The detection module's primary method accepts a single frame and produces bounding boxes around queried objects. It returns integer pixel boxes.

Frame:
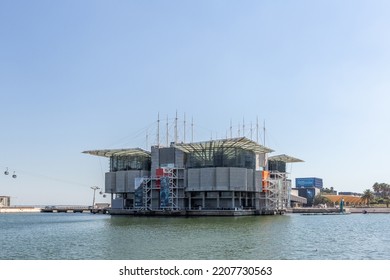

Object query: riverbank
[348,207,390,214]
[292,207,344,214]
[292,207,390,214]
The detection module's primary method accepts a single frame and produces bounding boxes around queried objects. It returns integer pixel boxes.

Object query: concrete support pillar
[202,192,205,208]
[255,192,261,210]
[217,192,220,208]
[188,192,192,210]
[232,191,235,208]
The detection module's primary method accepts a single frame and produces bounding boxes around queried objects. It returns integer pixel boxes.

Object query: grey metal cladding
[105,172,116,193]
[187,168,200,191]
[115,171,127,192]
[230,167,247,191]
[200,168,216,190]
[216,167,230,190]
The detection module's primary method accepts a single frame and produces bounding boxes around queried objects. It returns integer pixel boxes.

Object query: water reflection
[1,213,389,259]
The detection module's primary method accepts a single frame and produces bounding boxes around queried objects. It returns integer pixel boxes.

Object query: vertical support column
[232,191,235,209]
[188,192,192,210]
[255,192,261,210]
[202,192,205,208]
[217,192,220,209]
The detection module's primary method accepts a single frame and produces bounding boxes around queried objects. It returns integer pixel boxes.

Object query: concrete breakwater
[0,207,41,213]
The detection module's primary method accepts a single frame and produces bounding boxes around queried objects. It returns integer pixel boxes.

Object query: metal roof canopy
[268,154,304,163]
[174,137,274,154]
[290,194,307,204]
[83,148,151,158]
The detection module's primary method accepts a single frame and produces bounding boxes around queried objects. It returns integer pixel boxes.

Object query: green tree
[371,183,390,207]
[313,194,332,206]
[362,189,374,206]
[321,187,335,194]
[372,182,380,193]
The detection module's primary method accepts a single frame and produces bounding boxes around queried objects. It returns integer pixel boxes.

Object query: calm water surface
[0,213,389,260]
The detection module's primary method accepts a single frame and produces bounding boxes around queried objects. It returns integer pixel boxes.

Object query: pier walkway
[40,206,108,214]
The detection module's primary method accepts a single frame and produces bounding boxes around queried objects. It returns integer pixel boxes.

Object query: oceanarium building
[84,137,303,216]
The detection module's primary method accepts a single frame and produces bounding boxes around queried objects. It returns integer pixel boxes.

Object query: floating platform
[292,207,346,214]
[108,208,285,216]
[40,206,108,214]
[301,212,350,216]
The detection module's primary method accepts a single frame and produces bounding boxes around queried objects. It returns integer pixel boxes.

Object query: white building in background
[0,196,11,207]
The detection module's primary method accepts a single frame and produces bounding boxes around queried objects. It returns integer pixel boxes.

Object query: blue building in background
[295,177,323,189]
[296,188,321,206]
[294,177,323,206]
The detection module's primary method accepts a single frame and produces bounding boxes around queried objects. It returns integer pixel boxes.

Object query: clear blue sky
[1,0,389,205]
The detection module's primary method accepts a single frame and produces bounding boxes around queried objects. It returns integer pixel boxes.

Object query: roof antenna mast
[146,129,149,150]
[191,117,194,143]
[174,110,178,144]
[157,112,160,147]
[183,113,186,143]
[243,117,245,138]
[263,119,266,146]
[230,119,232,139]
[250,121,253,140]
[166,115,169,147]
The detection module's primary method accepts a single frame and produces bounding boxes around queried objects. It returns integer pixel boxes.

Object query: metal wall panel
[105,172,116,193]
[115,171,127,192]
[125,171,140,192]
[247,169,254,191]
[187,169,200,191]
[175,149,185,169]
[200,168,216,190]
[151,146,160,175]
[254,170,262,192]
[216,167,230,191]
[257,153,266,168]
[229,167,247,191]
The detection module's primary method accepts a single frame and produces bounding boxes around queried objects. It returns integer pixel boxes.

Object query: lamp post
[91,186,100,208]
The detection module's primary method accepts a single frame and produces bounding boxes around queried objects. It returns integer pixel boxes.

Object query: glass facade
[186,147,256,169]
[268,160,286,172]
[110,155,151,172]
